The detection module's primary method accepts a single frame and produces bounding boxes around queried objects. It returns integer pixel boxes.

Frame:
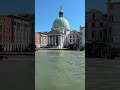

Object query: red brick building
[35,32,41,48]
[0,16,12,51]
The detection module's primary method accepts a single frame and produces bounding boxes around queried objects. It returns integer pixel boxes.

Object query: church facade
[47,8,71,49]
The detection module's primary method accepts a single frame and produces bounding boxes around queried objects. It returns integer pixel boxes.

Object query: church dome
[52,17,70,30]
[52,7,70,30]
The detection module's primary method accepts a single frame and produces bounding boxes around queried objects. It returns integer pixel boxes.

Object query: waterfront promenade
[0,52,35,55]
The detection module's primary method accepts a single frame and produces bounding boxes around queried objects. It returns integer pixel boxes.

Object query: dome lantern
[59,6,63,17]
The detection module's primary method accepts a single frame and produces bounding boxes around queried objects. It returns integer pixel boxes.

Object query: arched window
[92,14,95,18]
[92,32,94,38]
[100,32,102,38]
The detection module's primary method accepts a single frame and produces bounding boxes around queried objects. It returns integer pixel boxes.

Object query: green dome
[52,17,70,30]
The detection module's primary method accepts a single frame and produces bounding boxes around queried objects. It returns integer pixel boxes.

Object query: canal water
[35,50,85,90]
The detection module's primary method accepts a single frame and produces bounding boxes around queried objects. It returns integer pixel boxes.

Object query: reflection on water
[35,50,85,90]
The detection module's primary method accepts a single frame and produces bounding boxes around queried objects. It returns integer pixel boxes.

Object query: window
[109,27,112,33]
[4,19,5,21]
[85,32,88,39]
[109,5,113,9]
[73,35,75,38]
[111,16,113,22]
[80,37,82,40]
[9,28,11,32]
[77,35,78,38]
[4,27,5,32]
[0,25,2,31]
[100,32,102,38]
[100,22,104,27]
[108,16,113,22]
[0,35,2,41]
[6,36,8,41]
[92,32,94,38]
[70,36,72,38]
[80,32,82,35]
[73,39,75,42]
[92,23,95,27]
[92,14,95,18]
[70,39,71,42]
[85,23,87,28]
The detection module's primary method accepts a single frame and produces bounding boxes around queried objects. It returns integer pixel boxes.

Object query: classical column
[58,35,60,48]
[52,36,53,45]
[55,35,56,45]
[62,36,63,44]
[62,36,64,47]
[47,36,49,45]
[48,36,50,45]
[61,35,62,45]
[58,35,60,45]
[49,36,50,45]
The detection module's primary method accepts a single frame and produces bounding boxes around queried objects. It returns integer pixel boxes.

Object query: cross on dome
[59,6,63,17]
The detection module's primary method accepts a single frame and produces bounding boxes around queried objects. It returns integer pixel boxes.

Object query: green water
[35,50,85,90]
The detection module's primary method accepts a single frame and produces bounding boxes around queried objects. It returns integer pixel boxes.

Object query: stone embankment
[0,52,35,55]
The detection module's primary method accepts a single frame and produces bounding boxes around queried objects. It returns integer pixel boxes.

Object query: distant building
[107,0,120,50]
[0,16,12,51]
[40,32,48,48]
[17,14,35,46]
[0,14,34,52]
[79,26,85,50]
[35,32,41,48]
[69,30,79,44]
[86,9,107,56]
[35,32,48,48]
[10,15,32,52]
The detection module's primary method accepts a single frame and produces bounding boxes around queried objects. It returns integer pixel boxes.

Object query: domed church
[48,7,71,49]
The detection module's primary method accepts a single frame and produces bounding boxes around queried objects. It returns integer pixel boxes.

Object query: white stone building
[79,27,85,50]
[40,32,48,47]
[10,15,32,51]
[69,30,79,44]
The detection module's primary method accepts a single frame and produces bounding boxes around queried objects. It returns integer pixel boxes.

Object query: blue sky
[35,0,85,32]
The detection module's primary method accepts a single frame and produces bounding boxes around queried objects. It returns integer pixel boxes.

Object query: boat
[0,53,8,60]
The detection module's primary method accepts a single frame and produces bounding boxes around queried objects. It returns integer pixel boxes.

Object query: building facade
[69,30,79,44]
[107,0,120,50]
[40,32,48,48]
[35,32,41,48]
[86,10,107,57]
[0,16,12,51]
[79,26,85,50]
[0,15,34,52]
[10,15,31,52]
[48,8,71,49]
[86,0,120,57]
[18,14,35,46]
